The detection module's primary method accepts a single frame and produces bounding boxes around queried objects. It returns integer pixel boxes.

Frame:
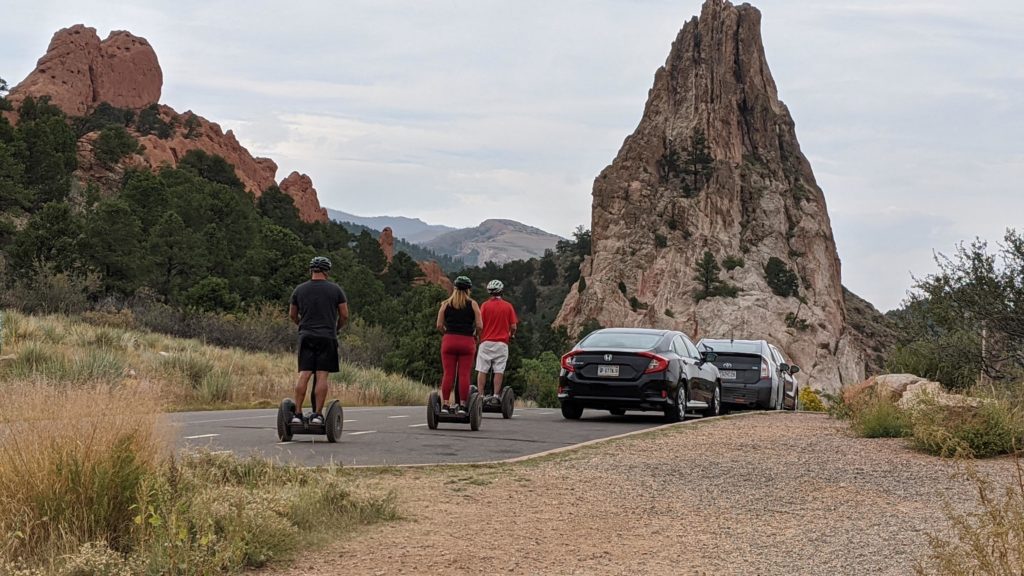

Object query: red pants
[441,334,476,405]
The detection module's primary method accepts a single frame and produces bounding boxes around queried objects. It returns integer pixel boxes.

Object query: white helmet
[486,279,504,294]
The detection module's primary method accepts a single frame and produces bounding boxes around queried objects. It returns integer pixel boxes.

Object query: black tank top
[444,302,476,336]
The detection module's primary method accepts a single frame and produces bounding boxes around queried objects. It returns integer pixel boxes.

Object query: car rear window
[581,332,662,350]
[701,340,761,354]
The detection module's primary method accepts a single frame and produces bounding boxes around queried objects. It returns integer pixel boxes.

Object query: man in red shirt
[476,279,518,403]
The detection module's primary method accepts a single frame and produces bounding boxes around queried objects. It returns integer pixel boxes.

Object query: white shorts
[475,341,509,374]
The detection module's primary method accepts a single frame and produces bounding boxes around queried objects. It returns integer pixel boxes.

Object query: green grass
[0,310,432,410]
[851,394,912,438]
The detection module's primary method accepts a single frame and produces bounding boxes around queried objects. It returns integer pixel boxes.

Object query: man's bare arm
[289,304,299,325]
[337,303,349,330]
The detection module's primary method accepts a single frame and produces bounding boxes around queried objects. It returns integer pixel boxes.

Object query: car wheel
[703,383,721,418]
[561,402,584,420]
[664,383,685,423]
[608,408,626,416]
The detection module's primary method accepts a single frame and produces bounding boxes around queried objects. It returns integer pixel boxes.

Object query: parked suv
[559,328,721,422]
[696,339,799,410]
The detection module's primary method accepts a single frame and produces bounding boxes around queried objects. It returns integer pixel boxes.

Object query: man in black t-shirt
[288,256,349,424]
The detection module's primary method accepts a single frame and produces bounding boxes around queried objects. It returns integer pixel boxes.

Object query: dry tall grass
[0,310,432,411]
[0,383,165,568]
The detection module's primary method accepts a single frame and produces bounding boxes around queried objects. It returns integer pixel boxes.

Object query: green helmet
[453,276,472,290]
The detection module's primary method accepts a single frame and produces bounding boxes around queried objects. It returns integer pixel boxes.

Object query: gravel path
[264,412,1018,575]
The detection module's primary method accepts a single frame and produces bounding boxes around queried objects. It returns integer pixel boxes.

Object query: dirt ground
[263,412,1018,576]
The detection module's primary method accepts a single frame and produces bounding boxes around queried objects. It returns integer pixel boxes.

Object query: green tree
[538,252,558,285]
[764,256,799,298]
[147,211,202,297]
[258,185,302,231]
[80,198,145,294]
[354,230,387,274]
[0,141,30,211]
[381,251,423,296]
[15,97,77,207]
[683,127,714,193]
[518,277,538,314]
[178,149,243,188]
[694,250,739,301]
[10,202,81,273]
[94,125,140,166]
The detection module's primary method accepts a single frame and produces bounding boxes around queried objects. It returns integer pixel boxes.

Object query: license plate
[720,370,737,380]
[597,365,619,377]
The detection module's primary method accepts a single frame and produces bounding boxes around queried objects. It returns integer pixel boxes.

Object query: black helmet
[309,256,332,272]
[453,275,472,290]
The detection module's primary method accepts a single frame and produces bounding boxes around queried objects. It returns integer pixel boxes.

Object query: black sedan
[558,328,721,422]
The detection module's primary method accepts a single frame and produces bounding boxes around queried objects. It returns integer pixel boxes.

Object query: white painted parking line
[184,433,220,439]
[343,419,357,423]
[408,423,428,428]
[387,415,410,419]
[538,412,552,415]
[348,430,376,436]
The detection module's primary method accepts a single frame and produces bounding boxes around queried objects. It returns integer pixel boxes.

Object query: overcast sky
[2,0,1021,311]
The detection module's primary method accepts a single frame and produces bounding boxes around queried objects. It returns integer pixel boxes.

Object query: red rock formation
[8,24,330,224]
[417,261,453,293]
[8,25,160,116]
[378,227,395,263]
[278,172,328,223]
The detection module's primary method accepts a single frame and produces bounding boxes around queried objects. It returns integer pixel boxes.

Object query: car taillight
[760,360,769,379]
[561,351,580,372]
[639,352,669,374]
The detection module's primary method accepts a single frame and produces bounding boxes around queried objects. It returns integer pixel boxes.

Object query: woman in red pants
[435,276,482,413]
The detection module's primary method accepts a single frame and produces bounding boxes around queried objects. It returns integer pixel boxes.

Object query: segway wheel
[277,399,295,442]
[427,391,440,430]
[501,387,515,419]
[469,393,483,431]
[325,400,343,443]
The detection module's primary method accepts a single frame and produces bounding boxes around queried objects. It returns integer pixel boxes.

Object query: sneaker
[488,395,502,407]
[290,413,302,424]
[456,404,468,415]
[310,413,324,425]
[442,404,452,414]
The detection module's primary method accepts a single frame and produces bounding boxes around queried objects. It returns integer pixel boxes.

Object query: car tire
[664,383,685,423]
[561,402,584,420]
[703,383,721,418]
[608,408,626,416]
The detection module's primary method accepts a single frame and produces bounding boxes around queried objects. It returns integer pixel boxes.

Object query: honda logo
[604,354,613,362]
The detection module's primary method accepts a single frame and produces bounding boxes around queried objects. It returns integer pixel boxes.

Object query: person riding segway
[475,279,517,419]
[426,276,484,430]
[277,256,348,442]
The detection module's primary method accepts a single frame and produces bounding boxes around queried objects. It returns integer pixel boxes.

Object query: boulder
[378,227,395,264]
[278,172,329,223]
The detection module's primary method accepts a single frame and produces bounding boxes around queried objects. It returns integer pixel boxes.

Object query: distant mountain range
[327,210,563,266]
[326,210,456,244]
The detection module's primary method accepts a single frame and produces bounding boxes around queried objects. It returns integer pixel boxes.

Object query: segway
[427,383,483,431]
[277,373,343,442]
[479,384,515,419]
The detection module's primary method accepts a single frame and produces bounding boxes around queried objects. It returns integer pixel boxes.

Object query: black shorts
[297,335,340,372]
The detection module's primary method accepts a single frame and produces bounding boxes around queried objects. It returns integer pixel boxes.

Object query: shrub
[910,397,1023,458]
[665,308,675,319]
[617,281,627,296]
[915,457,1024,575]
[722,255,745,271]
[518,351,560,407]
[850,393,912,438]
[785,312,810,331]
[94,125,140,166]
[159,350,215,389]
[799,387,826,412]
[764,257,800,297]
[654,233,667,248]
[1,262,100,315]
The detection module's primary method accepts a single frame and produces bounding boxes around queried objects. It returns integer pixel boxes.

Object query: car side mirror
[702,351,717,363]
[789,365,800,375]
[779,362,790,373]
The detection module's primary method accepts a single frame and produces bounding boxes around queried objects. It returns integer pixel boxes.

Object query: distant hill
[424,219,564,266]
[328,217,462,273]
[326,209,456,244]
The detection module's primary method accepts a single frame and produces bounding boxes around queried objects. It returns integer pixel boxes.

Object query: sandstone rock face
[417,261,454,293]
[8,25,331,224]
[278,172,329,224]
[843,374,980,411]
[378,227,395,264]
[8,25,160,116]
[555,0,865,391]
